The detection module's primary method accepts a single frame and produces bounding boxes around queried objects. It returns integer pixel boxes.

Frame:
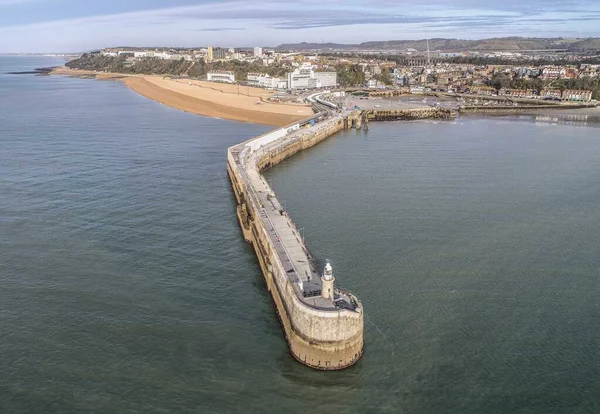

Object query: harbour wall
[227,112,365,370]
[226,105,462,369]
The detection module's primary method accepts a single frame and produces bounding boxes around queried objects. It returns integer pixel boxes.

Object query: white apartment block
[262,58,275,66]
[287,63,313,89]
[207,71,236,83]
[287,63,337,89]
[132,51,190,60]
[254,47,263,58]
[314,72,337,88]
[541,66,566,80]
[133,51,170,59]
[247,73,281,89]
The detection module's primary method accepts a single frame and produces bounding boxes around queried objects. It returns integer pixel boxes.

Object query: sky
[0,0,599,53]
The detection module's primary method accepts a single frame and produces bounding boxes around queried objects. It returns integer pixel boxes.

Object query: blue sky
[0,0,599,52]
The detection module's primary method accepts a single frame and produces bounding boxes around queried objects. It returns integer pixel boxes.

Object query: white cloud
[0,0,598,52]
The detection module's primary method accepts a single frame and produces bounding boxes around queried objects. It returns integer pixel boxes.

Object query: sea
[2,56,600,413]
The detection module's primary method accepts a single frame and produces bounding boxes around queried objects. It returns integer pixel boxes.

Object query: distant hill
[275,37,600,52]
[567,38,600,52]
[276,42,353,50]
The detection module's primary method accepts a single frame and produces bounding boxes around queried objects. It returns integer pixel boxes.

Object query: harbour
[4,56,600,412]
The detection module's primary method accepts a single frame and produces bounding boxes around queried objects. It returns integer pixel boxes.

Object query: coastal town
[85,44,600,104]
[5,0,600,406]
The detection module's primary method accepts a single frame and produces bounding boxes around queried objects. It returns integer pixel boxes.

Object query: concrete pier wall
[227,113,364,370]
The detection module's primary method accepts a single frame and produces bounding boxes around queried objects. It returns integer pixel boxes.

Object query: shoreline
[50,67,312,126]
[50,67,599,126]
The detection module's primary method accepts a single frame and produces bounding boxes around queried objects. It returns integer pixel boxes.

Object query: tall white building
[287,63,314,89]
[315,72,337,88]
[253,47,263,58]
[287,63,337,89]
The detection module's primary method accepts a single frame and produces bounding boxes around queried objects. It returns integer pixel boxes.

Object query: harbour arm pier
[227,96,365,370]
[227,95,455,370]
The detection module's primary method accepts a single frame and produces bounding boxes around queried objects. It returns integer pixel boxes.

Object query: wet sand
[51,67,312,126]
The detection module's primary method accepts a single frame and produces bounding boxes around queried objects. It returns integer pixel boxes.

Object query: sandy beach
[51,67,313,126]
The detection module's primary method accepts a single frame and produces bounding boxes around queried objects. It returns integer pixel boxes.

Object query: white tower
[321,261,335,301]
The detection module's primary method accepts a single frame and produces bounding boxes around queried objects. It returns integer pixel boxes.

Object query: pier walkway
[232,112,357,311]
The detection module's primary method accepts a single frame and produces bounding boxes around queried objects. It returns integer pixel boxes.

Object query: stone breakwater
[367,107,456,122]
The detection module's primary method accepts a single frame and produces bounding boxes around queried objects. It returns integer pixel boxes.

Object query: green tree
[488,72,512,90]
[378,68,394,85]
[336,64,366,87]
[66,54,206,77]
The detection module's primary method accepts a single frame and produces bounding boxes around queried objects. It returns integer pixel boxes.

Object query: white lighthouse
[321,261,335,301]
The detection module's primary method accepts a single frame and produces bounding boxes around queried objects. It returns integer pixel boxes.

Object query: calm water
[2,57,600,413]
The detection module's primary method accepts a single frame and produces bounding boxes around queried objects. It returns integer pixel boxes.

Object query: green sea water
[2,57,600,413]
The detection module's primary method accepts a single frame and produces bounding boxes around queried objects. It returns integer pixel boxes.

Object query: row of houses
[101,50,197,61]
[101,46,276,65]
[470,86,593,102]
[561,89,594,102]
[501,88,593,102]
[540,66,582,80]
